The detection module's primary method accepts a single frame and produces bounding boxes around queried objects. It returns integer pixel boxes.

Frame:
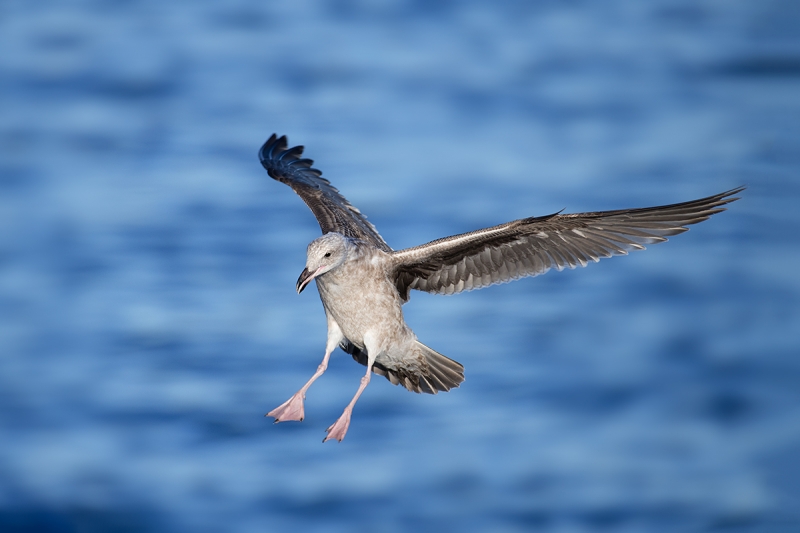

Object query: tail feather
[415,341,464,394]
[341,339,465,394]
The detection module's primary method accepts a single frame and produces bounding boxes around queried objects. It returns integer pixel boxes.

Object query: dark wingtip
[258,133,285,167]
[258,133,323,182]
[723,185,746,201]
[707,186,746,212]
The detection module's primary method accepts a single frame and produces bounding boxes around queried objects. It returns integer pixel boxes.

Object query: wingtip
[259,133,296,164]
[258,133,281,165]
[726,185,746,201]
[713,186,746,209]
[259,132,312,165]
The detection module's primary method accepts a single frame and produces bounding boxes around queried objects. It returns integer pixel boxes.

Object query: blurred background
[1,1,799,532]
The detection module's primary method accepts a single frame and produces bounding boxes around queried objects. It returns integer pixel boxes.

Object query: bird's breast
[315,256,408,349]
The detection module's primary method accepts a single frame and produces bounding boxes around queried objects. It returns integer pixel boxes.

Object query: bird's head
[296,232,351,294]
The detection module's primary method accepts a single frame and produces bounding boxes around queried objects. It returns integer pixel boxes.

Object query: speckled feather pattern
[391,189,743,299]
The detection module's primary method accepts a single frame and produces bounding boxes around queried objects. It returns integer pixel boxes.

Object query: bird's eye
[324,252,331,258]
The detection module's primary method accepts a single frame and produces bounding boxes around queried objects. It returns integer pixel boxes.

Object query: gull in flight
[259,134,743,442]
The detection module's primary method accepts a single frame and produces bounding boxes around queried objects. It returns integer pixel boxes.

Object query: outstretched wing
[391,187,744,300]
[259,134,392,252]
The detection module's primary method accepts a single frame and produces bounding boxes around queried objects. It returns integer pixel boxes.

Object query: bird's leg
[323,364,372,442]
[266,347,333,422]
[267,314,343,423]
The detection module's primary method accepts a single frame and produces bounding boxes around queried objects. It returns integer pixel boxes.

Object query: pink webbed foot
[323,409,353,442]
[266,392,306,423]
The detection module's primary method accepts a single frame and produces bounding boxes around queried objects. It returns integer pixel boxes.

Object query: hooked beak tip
[296,267,313,294]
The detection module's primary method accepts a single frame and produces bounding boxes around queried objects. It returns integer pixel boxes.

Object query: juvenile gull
[259,134,743,442]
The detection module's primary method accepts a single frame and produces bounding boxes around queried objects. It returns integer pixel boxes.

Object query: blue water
[2,1,799,532]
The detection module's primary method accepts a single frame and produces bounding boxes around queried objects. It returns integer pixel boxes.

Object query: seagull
[259,134,743,442]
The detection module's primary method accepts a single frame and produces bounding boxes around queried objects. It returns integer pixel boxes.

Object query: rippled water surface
[2,1,799,532]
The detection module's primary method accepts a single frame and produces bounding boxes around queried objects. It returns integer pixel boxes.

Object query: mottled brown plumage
[259,133,743,442]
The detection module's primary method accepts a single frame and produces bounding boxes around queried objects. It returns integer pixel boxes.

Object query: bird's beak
[296,266,322,294]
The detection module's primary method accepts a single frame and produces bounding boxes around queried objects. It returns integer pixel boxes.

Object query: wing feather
[259,134,391,252]
[391,188,743,300]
